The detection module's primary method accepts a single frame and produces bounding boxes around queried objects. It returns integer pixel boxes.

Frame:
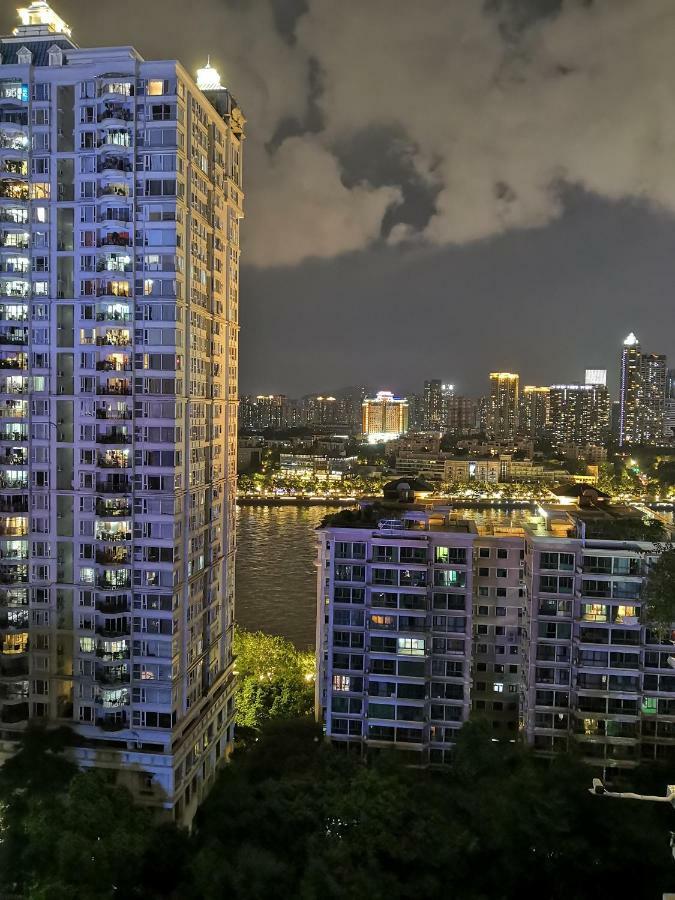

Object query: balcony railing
[95,501,131,517]
[95,479,132,493]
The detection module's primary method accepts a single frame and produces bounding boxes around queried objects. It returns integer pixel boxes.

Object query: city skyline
[1,2,674,397]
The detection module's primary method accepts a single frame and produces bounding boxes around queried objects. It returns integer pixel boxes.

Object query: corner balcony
[96,329,131,348]
[0,400,27,420]
[0,160,27,178]
[0,327,27,346]
[96,257,132,274]
[0,182,29,202]
[95,666,130,686]
[95,595,131,615]
[0,281,28,299]
[0,472,28,490]
[95,713,128,732]
[96,428,131,445]
[98,104,133,125]
[0,209,28,227]
[95,302,132,323]
[0,233,29,250]
[95,639,130,661]
[95,618,131,636]
[0,701,28,724]
[0,518,28,538]
[98,156,133,175]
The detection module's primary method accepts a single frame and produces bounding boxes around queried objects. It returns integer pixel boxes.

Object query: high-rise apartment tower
[0,3,244,823]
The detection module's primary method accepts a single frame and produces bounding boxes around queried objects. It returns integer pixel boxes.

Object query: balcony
[0,184,28,202]
[0,701,28,723]
[95,307,132,323]
[96,381,132,396]
[96,597,131,614]
[0,568,28,584]
[0,497,27,513]
[95,646,129,661]
[0,329,27,345]
[95,668,130,686]
[96,480,131,495]
[97,430,132,444]
[95,548,130,565]
[98,157,132,174]
[96,622,131,637]
[95,715,128,731]
[96,500,131,517]
[95,405,132,420]
[96,576,131,593]
[97,452,130,469]
[98,105,133,124]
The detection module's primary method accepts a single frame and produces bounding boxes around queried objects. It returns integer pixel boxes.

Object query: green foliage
[233,628,315,729]
[644,544,675,635]
[183,718,674,900]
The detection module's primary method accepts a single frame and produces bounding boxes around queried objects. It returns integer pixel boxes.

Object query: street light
[589,779,675,863]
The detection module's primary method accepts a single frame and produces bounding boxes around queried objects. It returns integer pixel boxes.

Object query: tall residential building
[619,334,667,446]
[0,3,244,822]
[446,395,479,435]
[317,499,675,770]
[640,354,667,445]
[619,333,642,447]
[520,386,549,441]
[520,506,675,769]
[239,394,287,431]
[423,379,443,431]
[487,372,519,440]
[665,369,675,441]
[548,384,610,447]
[362,391,408,441]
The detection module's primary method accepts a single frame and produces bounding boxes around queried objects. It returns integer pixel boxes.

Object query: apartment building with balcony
[0,3,243,822]
[316,508,475,764]
[521,503,675,772]
[317,498,675,770]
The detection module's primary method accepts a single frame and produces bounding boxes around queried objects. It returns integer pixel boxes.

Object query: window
[496,606,506,617]
[478,567,489,577]
[497,548,508,559]
[397,637,425,656]
[494,682,504,693]
[496,568,507,578]
[479,547,490,558]
[147,80,166,96]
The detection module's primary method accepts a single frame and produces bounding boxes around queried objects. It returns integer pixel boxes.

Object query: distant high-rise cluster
[487,373,520,440]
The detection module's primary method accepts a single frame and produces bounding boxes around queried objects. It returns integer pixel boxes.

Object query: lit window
[397,637,425,656]
[332,675,351,692]
[30,183,50,200]
[494,682,504,693]
[147,80,165,96]
[79,637,95,653]
[641,697,657,715]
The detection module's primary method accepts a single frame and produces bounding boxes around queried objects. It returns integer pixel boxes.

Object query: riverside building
[0,3,244,822]
[316,496,675,771]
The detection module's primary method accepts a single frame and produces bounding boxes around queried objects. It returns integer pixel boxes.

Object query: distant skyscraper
[585,369,607,387]
[619,333,642,447]
[520,386,550,441]
[0,2,244,822]
[423,379,443,430]
[446,395,478,435]
[665,370,675,441]
[619,334,667,446]
[239,395,287,431]
[362,391,408,441]
[640,354,667,444]
[407,393,425,431]
[487,373,519,440]
[548,384,610,447]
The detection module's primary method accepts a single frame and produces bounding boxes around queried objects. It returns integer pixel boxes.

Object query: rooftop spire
[623,332,639,347]
[14,2,71,37]
[196,58,224,92]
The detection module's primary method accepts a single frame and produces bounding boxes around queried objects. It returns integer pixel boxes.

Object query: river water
[235,504,329,650]
[234,502,544,650]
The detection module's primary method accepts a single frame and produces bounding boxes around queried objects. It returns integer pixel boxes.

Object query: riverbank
[237,495,356,507]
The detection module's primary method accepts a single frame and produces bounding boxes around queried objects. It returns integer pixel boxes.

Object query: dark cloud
[2,1,673,396]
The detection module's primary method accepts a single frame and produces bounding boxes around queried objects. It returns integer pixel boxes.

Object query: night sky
[3,0,675,398]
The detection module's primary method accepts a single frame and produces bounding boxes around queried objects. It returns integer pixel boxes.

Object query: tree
[233,628,315,729]
[643,544,675,637]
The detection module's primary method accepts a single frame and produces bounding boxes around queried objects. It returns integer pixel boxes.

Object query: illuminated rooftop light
[490,372,519,380]
[15,2,71,36]
[623,332,639,347]
[196,57,224,92]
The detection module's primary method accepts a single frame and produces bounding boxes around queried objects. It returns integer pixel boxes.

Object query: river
[234,502,543,649]
[235,504,330,649]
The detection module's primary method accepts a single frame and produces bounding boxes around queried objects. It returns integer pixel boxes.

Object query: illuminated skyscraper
[619,334,667,446]
[362,391,408,441]
[423,379,443,431]
[487,373,519,440]
[520,386,549,440]
[0,3,244,822]
[548,384,610,447]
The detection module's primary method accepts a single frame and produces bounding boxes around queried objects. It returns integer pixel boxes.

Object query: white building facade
[0,3,243,822]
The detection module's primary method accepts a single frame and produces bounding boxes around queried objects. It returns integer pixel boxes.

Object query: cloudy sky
[3,0,675,397]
